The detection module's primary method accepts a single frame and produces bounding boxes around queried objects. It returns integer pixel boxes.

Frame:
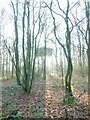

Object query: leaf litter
[1,78,90,119]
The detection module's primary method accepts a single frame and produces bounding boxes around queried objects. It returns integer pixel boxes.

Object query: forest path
[45,78,65,118]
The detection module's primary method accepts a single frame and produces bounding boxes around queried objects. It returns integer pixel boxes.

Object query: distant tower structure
[36,47,53,77]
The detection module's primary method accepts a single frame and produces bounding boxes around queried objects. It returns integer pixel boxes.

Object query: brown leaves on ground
[2,79,45,118]
[1,77,90,119]
[2,79,16,88]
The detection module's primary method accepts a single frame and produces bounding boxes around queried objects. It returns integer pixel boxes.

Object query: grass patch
[64,96,76,105]
[2,99,10,108]
[0,112,2,118]
[2,84,22,93]
[33,106,45,118]
[0,87,2,93]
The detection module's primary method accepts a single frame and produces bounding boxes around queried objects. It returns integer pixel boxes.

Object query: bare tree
[85,0,90,115]
[44,0,77,103]
[0,12,1,77]
[10,0,21,85]
[0,9,5,77]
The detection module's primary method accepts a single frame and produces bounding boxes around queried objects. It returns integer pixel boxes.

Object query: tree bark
[22,0,28,91]
[0,21,1,77]
[11,0,21,85]
[87,1,90,115]
[14,15,21,85]
[64,1,74,101]
[44,36,46,80]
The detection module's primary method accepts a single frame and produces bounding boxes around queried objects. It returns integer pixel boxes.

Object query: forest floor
[0,75,90,119]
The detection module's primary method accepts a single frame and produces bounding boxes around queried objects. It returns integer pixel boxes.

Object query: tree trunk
[64,0,74,104]
[60,48,64,86]
[11,54,14,78]
[87,2,90,115]
[6,52,8,79]
[11,0,21,85]
[22,0,28,91]
[85,1,90,116]
[49,0,74,104]
[0,22,1,77]
[44,38,46,80]
[15,17,21,85]
[27,0,31,92]
[87,30,90,116]
[9,54,11,78]
[2,44,5,78]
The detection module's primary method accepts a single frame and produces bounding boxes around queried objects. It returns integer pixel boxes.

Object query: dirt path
[45,79,65,118]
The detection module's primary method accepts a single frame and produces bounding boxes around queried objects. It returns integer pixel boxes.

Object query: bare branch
[10,0,16,16]
[50,0,68,59]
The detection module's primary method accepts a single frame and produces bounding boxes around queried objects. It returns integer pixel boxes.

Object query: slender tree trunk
[55,40,58,73]
[44,38,46,80]
[15,17,21,85]
[9,54,11,78]
[27,0,31,92]
[22,0,27,91]
[11,0,21,85]
[30,55,36,92]
[87,30,90,116]
[11,57,14,78]
[85,0,90,115]
[77,29,82,68]
[38,58,40,77]
[2,55,4,78]
[65,0,74,101]
[0,22,1,77]
[49,0,74,103]
[2,43,5,78]
[82,45,85,68]
[6,52,8,79]
[29,36,37,93]
[87,2,90,115]
[60,48,64,86]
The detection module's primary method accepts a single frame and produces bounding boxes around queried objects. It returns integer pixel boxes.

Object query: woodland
[0,0,90,119]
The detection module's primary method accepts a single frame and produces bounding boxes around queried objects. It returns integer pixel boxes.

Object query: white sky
[0,0,86,49]
[0,0,85,37]
[0,0,87,67]
[0,0,8,9]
